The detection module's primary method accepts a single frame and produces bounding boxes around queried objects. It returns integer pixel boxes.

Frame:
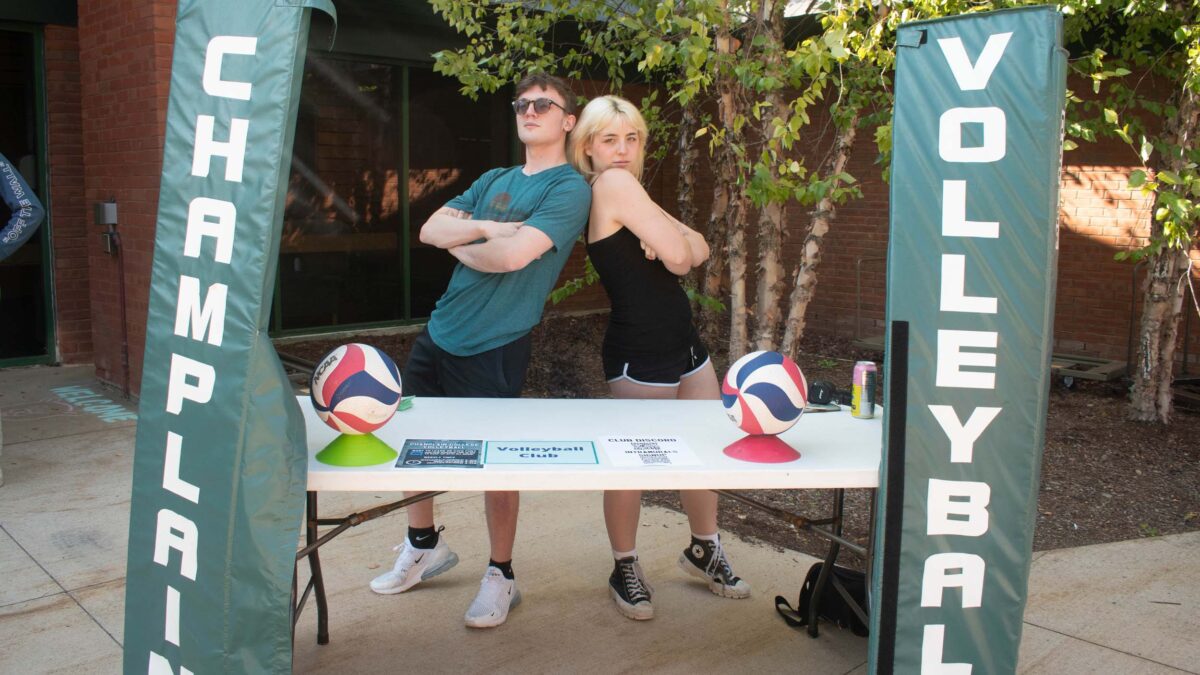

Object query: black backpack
[775,562,870,637]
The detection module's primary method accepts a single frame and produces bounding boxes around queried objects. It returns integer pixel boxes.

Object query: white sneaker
[464,566,521,628]
[369,535,459,595]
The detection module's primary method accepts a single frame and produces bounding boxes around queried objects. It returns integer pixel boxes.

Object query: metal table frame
[290,396,880,645]
[293,486,873,644]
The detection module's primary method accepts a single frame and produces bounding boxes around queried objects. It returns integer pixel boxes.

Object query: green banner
[123,1,334,672]
[870,7,1066,673]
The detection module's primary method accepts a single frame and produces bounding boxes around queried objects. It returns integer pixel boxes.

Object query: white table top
[303,396,882,492]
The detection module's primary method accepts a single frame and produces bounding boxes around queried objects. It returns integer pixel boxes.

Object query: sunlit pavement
[1,365,1196,674]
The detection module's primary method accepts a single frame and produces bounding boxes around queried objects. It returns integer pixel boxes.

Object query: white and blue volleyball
[310,343,402,434]
[721,351,808,435]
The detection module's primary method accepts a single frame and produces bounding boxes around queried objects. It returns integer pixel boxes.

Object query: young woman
[569,95,750,621]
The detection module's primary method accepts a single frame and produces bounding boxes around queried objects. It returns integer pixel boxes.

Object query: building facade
[1,0,1196,396]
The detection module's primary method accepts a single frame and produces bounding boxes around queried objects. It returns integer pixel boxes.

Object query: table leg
[309,492,330,644]
[806,488,845,637]
[292,491,332,644]
[294,490,446,645]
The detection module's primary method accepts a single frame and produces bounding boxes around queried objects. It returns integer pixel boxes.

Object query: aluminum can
[851,361,877,419]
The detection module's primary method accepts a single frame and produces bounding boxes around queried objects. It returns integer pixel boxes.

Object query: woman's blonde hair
[568,95,649,182]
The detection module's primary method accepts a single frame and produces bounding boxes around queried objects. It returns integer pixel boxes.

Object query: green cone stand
[315,433,398,467]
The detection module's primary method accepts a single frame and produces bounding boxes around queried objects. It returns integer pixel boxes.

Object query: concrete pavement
[1,364,1197,673]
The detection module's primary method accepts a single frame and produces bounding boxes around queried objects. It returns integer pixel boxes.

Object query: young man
[369,73,591,629]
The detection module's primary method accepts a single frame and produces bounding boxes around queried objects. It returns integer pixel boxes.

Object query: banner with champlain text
[122,0,335,672]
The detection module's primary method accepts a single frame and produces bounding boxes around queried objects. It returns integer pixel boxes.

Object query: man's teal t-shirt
[428,163,591,356]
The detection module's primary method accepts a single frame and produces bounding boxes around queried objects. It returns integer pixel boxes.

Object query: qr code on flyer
[604,436,700,468]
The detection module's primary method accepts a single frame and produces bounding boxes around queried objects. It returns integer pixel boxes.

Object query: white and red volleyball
[310,343,402,435]
[721,351,808,435]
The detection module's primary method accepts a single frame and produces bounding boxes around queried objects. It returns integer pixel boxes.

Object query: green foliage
[1059,0,1200,259]
[548,251,599,305]
[686,286,727,313]
[429,0,1198,370]
[427,0,895,227]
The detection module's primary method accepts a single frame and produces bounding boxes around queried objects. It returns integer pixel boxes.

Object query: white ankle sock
[691,532,719,543]
[613,548,637,560]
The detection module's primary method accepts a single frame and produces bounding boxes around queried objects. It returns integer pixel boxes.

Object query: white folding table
[295,396,883,643]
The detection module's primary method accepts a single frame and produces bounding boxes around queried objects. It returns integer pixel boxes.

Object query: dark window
[0,28,49,361]
[275,55,511,333]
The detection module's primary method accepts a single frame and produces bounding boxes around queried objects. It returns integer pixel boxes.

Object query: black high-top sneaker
[678,538,751,599]
[609,556,654,620]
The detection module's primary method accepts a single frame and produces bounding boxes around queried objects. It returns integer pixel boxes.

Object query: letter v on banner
[123,1,335,673]
[869,7,1066,674]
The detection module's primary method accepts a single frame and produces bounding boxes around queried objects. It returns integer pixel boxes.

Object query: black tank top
[586,226,694,357]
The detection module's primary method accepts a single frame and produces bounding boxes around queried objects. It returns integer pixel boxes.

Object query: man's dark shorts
[403,328,532,398]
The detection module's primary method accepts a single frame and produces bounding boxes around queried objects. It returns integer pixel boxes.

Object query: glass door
[0,26,52,365]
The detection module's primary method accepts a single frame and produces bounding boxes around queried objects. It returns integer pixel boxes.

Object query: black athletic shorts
[602,329,710,387]
[403,328,532,398]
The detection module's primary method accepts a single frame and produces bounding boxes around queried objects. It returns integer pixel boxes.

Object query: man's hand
[449,226,554,274]
[480,221,523,240]
[640,239,659,261]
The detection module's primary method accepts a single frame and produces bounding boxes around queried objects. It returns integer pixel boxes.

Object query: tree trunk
[702,144,748,349]
[700,143,731,341]
[1129,247,1189,422]
[700,7,744,347]
[780,116,860,358]
[676,99,705,297]
[1128,85,1199,423]
[676,100,699,232]
[753,199,786,350]
[751,1,788,352]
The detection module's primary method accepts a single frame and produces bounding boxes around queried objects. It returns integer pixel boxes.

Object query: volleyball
[721,351,808,435]
[310,343,402,435]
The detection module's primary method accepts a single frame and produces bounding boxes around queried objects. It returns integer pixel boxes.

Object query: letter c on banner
[203,36,257,100]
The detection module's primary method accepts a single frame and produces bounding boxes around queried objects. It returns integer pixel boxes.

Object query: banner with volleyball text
[123,1,334,673]
[869,7,1067,673]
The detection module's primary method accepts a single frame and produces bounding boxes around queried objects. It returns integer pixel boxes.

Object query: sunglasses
[511,97,567,115]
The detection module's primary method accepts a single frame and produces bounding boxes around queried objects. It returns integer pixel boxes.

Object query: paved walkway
[1,365,1196,673]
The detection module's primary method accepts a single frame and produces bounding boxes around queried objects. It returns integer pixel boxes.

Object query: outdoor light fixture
[94,200,118,255]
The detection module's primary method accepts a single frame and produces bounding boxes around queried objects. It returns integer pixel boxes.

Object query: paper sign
[601,436,701,467]
[397,439,483,468]
[484,441,598,465]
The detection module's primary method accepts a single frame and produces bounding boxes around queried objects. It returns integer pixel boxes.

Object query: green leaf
[1104,108,1118,124]
[1158,170,1180,185]
[823,29,847,59]
[1128,169,1147,188]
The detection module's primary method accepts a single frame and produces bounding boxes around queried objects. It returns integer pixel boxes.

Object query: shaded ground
[279,312,1200,568]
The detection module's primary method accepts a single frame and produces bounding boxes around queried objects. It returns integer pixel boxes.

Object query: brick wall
[1056,159,1200,371]
[54,25,1197,386]
[643,79,1200,374]
[76,0,176,394]
[43,25,91,364]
